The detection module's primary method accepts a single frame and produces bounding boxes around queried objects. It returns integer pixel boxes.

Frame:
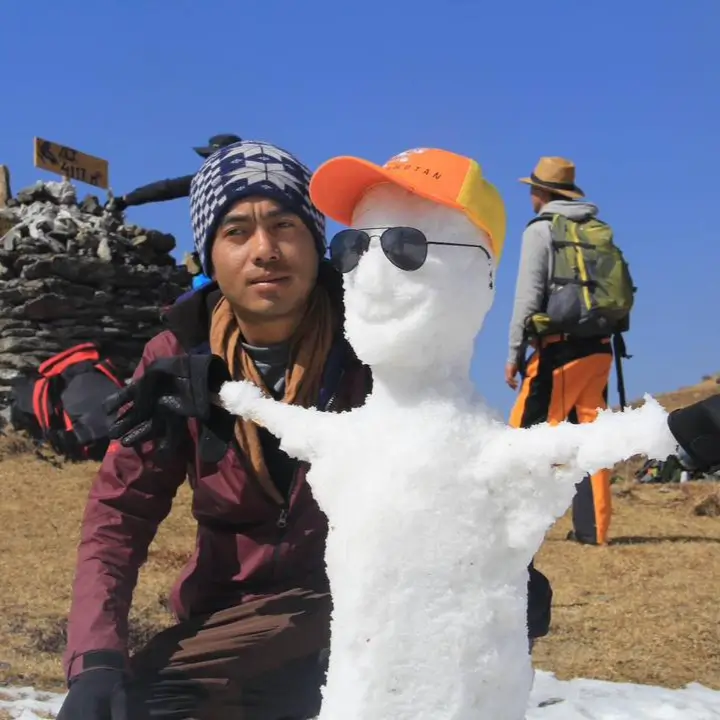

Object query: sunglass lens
[381,227,428,272]
[329,230,370,273]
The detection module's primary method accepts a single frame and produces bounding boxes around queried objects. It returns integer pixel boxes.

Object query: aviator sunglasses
[329,226,492,274]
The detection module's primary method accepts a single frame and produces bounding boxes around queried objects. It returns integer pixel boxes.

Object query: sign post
[0,215,15,237]
[33,137,109,190]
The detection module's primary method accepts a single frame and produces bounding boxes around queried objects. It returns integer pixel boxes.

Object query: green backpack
[526,213,636,339]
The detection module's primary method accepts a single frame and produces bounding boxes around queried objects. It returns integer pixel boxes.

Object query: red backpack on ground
[9,342,124,460]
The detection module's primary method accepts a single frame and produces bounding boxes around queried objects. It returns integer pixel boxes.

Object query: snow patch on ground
[2,671,720,719]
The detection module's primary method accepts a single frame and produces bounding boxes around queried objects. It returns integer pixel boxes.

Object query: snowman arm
[497,395,677,477]
[488,397,678,552]
[218,380,333,462]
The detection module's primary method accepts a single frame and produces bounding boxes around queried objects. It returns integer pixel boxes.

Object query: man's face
[210,196,319,326]
[530,186,546,213]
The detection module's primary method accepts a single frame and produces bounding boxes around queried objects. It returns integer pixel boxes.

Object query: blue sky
[1,1,718,415]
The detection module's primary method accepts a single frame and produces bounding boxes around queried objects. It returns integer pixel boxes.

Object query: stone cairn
[0,171,191,404]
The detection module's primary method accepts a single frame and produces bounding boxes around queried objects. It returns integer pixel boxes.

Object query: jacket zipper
[271,372,345,580]
[275,372,344,529]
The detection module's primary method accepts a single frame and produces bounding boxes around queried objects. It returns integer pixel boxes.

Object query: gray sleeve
[507,222,551,364]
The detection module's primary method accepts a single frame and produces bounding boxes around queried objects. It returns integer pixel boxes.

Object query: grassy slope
[0,377,718,692]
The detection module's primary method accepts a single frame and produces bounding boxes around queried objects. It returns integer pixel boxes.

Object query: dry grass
[0,377,718,693]
[650,374,720,412]
[533,481,720,689]
[0,430,196,692]
[532,378,720,690]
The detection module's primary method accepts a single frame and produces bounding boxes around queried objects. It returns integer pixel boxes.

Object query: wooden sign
[33,137,109,189]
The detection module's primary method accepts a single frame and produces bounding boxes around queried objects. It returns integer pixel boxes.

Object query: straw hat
[519,156,584,199]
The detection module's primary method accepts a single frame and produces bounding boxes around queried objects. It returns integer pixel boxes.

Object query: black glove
[57,668,138,720]
[668,395,720,473]
[104,355,234,464]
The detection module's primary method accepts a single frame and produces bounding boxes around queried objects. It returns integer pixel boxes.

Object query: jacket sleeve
[123,174,194,207]
[63,330,191,682]
[507,221,552,365]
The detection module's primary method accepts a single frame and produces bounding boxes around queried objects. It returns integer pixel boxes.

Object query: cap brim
[518,176,584,199]
[194,146,214,158]
[311,155,468,226]
[309,156,401,225]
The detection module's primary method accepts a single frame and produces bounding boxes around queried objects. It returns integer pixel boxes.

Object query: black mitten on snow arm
[668,394,720,473]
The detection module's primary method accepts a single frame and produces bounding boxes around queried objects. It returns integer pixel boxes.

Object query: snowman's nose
[354,243,399,290]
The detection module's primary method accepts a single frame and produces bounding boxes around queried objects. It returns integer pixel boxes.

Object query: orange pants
[510,337,613,545]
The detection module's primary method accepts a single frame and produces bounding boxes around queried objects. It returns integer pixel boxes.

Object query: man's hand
[505,362,519,390]
[104,355,234,463]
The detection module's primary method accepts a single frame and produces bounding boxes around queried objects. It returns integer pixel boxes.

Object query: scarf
[209,285,336,504]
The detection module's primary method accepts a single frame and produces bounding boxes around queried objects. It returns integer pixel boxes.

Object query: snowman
[220,148,677,720]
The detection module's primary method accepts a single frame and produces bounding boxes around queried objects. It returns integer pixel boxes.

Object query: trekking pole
[612,333,630,410]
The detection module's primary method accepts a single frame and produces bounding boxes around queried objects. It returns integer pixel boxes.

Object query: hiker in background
[107,133,242,212]
[506,156,634,547]
[58,139,371,720]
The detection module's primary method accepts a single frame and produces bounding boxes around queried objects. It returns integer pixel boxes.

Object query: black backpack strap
[526,212,556,228]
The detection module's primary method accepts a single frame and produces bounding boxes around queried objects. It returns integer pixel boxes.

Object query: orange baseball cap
[309,147,507,262]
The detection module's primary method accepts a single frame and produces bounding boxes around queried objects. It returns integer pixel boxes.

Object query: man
[109,133,242,211]
[505,156,614,547]
[58,139,371,720]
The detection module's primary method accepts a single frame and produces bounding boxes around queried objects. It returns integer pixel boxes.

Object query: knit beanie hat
[190,140,326,276]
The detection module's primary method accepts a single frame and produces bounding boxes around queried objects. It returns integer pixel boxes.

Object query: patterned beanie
[190,140,326,276]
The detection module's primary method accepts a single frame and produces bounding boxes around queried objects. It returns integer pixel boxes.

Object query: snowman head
[310,148,506,372]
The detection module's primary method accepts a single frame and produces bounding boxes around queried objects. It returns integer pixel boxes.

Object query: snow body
[220,185,676,720]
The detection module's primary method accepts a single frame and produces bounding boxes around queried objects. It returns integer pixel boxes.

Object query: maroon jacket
[63,282,370,681]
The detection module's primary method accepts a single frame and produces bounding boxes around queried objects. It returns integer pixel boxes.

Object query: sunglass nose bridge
[330,226,431,274]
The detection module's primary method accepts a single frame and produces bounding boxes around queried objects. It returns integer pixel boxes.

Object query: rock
[0,367,21,382]
[0,178,191,400]
[75,229,97,250]
[28,216,55,238]
[10,294,87,320]
[45,236,67,254]
[16,182,48,205]
[3,229,20,252]
[0,352,49,370]
[52,215,79,239]
[97,236,112,262]
[80,195,104,216]
[146,230,176,253]
[0,336,61,354]
[183,252,202,276]
[46,181,77,206]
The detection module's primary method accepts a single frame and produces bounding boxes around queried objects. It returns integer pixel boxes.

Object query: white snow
[3,672,720,719]
[220,178,682,720]
[0,685,65,719]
